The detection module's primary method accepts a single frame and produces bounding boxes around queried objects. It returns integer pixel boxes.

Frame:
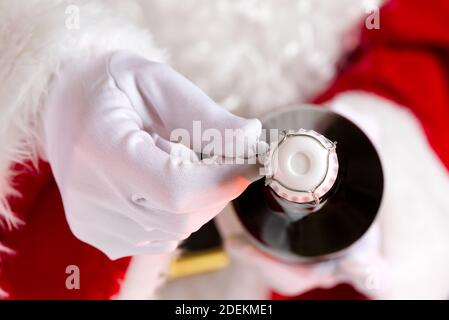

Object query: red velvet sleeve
[0,162,132,299]
[314,0,449,171]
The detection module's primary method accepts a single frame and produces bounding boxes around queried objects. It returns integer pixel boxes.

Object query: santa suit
[0,0,448,299]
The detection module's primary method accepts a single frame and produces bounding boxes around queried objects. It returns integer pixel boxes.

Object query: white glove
[225,92,449,299]
[41,50,263,260]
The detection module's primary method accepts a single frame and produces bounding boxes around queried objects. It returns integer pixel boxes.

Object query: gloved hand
[41,50,263,260]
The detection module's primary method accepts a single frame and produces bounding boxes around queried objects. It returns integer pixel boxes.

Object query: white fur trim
[0,0,165,229]
[329,92,449,299]
[140,0,382,117]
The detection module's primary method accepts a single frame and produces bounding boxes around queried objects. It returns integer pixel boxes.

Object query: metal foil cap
[265,129,338,204]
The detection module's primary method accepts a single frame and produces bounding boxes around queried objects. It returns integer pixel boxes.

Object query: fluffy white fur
[140,0,378,117]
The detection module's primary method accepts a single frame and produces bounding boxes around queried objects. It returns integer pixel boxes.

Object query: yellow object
[168,249,230,280]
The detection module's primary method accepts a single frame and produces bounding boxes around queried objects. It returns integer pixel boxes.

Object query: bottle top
[265,129,338,204]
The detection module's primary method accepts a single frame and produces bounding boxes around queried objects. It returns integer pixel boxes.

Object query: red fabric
[273,0,449,300]
[0,162,131,299]
[315,0,449,171]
